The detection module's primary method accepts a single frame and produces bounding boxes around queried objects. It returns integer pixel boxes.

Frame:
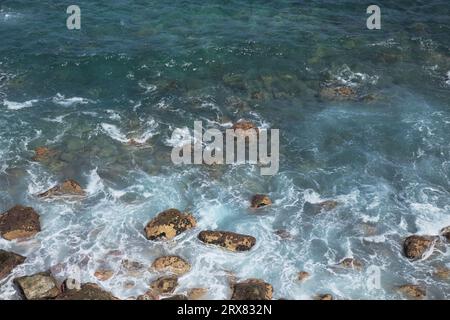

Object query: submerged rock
[144,209,197,241]
[250,194,272,209]
[297,271,310,282]
[319,86,357,101]
[274,229,293,240]
[403,235,437,260]
[38,179,85,198]
[94,269,114,281]
[337,258,363,271]
[198,230,256,252]
[121,259,145,277]
[151,256,191,275]
[0,250,26,281]
[14,272,60,300]
[434,267,450,280]
[397,284,426,300]
[32,146,57,162]
[304,200,339,214]
[315,294,333,300]
[231,279,273,300]
[57,283,118,300]
[187,288,208,300]
[150,276,178,295]
[440,226,450,242]
[232,120,257,132]
[0,205,41,241]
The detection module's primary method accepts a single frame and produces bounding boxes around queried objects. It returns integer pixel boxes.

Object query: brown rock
[304,200,339,214]
[440,226,450,241]
[57,283,118,300]
[397,284,426,299]
[150,276,178,295]
[161,294,188,300]
[231,279,273,300]
[434,267,450,280]
[136,290,158,300]
[319,86,357,101]
[297,271,310,282]
[32,146,57,162]
[151,256,191,275]
[0,205,41,240]
[337,258,363,271]
[403,235,436,260]
[187,288,208,300]
[14,272,60,300]
[198,230,256,252]
[315,294,333,300]
[38,179,85,198]
[274,229,293,240]
[121,259,145,277]
[94,269,114,281]
[144,209,196,241]
[0,250,26,280]
[250,194,272,209]
[232,121,257,131]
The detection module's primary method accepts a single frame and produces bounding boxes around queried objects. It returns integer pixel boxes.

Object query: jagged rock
[337,258,363,271]
[144,209,197,241]
[38,179,85,198]
[187,288,208,300]
[315,294,333,300]
[151,256,191,275]
[319,86,357,101]
[198,230,256,252]
[0,250,26,280]
[94,269,114,281]
[14,272,60,300]
[304,200,339,214]
[297,271,310,282]
[161,294,188,300]
[440,226,450,242]
[397,285,426,299]
[0,205,41,240]
[250,194,272,209]
[57,283,118,300]
[32,146,57,162]
[403,235,437,260]
[150,276,178,295]
[231,279,273,300]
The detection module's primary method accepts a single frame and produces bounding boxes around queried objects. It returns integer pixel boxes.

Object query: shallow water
[0,0,449,299]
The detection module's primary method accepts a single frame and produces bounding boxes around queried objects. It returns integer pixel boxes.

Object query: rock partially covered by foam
[0,250,26,281]
[38,179,85,198]
[32,146,57,162]
[14,272,60,300]
[250,194,272,209]
[304,200,339,214]
[198,230,256,252]
[403,235,437,260]
[144,209,196,241]
[0,205,41,241]
[231,279,273,300]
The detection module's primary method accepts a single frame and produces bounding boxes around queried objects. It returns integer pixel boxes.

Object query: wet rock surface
[397,284,426,299]
[198,230,256,252]
[150,276,178,295]
[151,256,191,275]
[57,283,118,300]
[0,250,26,281]
[38,179,85,198]
[250,194,272,209]
[231,279,273,300]
[403,235,436,260]
[440,226,450,241]
[297,271,310,282]
[0,205,41,241]
[14,272,60,300]
[144,209,197,241]
[337,258,363,271]
[304,200,339,214]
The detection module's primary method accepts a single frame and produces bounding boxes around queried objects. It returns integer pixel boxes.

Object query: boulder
[62,278,81,291]
[232,121,257,132]
[198,230,256,252]
[304,200,339,214]
[14,272,60,300]
[150,276,178,295]
[0,250,26,281]
[38,179,85,198]
[315,294,333,300]
[57,282,118,300]
[231,279,273,300]
[0,205,41,240]
[144,209,196,241]
[187,288,208,300]
[403,235,436,260]
[151,256,191,275]
[337,258,363,271]
[440,226,450,241]
[32,146,57,162]
[297,271,310,282]
[397,284,426,299]
[250,194,272,209]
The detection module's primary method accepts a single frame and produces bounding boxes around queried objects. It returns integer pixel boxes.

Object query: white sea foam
[100,123,129,143]
[52,93,93,107]
[3,99,38,110]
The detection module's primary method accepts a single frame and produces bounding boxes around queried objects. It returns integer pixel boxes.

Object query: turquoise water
[0,0,449,299]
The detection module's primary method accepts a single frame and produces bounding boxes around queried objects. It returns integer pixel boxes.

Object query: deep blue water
[0,0,449,299]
